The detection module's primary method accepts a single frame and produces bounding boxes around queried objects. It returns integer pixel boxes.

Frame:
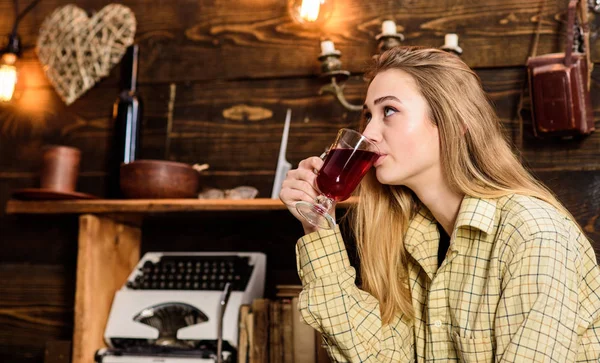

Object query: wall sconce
[315,22,463,112]
[288,0,334,27]
[440,33,462,56]
[317,39,363,111]
[376,20,404,52]
[0,33,21,102]
[317,20,406,112]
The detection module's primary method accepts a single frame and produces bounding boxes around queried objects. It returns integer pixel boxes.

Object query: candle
[444,33,459,48]
[382,20,397,35]
[320,40,336,54]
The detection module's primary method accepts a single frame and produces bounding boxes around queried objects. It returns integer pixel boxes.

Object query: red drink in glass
[317,148,379,202]
[295,128,380,230]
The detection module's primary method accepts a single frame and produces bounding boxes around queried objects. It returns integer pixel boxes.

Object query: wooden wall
[0,0,598,361]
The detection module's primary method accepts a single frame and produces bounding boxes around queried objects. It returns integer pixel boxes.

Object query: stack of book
[237,285,331,363]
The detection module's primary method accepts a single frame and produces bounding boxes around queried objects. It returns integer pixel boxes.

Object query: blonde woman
[279,47,600,362]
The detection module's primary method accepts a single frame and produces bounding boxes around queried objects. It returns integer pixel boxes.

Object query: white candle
[444,33,459,48]
[382,20,397,35]
[320,40,336,54]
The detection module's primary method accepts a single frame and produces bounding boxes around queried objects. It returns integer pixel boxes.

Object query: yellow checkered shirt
[295,195,600,362]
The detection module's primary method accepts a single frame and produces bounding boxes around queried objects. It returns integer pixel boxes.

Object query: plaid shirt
[295,195,600,362]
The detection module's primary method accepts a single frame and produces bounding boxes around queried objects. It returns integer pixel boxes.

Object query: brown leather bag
[526,0,595,137]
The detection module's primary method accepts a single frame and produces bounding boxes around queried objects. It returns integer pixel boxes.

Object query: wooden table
[5,197,356,363]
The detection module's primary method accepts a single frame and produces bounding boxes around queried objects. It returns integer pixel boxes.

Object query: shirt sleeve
[494,229,584,362]
[295,226,414,362]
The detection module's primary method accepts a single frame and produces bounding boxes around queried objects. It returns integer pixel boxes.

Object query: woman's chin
[375,169,394,185]
[375,168,405,186]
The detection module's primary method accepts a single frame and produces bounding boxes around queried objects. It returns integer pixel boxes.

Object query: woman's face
[362,69,441,187]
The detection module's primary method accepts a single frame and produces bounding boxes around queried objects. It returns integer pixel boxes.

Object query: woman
[279,46,600,362]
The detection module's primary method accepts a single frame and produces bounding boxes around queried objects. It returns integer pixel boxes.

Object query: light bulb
[288,0,334,26]
[0,53,17,102]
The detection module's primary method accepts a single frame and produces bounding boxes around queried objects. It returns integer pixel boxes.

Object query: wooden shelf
[5,197,357,215]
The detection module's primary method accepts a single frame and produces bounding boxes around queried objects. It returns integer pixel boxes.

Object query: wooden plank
[0,81,170,174]
[72,215,140,363]
[0,75,360,176]
[478,67,600,171]
[1,66,599,199]
[0,215,78,264]
[168,76,364,172]
[536,171,600,246]
[5,197,358,215]
[44,341,72,363]
[0,264,74,363]
[167,67,600,173]
[0,0,580,86]
[0,171,272,211]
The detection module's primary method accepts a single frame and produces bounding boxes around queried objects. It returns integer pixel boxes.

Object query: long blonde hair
[351,46,577,324]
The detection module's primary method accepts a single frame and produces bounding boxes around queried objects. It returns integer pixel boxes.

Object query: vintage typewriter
[96,251,266,363]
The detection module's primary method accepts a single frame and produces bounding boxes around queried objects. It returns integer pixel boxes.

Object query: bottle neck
[121,44,139,92]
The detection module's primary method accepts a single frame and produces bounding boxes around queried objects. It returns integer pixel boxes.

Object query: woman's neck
[407,167,464,236]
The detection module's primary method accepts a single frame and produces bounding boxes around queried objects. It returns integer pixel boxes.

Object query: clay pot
[40,146,81,193]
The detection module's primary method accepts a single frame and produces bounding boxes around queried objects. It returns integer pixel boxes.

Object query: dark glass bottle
[107,44,143,198]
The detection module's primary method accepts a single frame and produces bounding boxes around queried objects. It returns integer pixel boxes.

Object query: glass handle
[320,145,332,160]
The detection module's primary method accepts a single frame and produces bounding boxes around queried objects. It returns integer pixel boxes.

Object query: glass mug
[295,128,380,229]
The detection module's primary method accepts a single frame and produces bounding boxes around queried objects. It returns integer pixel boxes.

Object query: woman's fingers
[298,156,324,173]
[286,168,318,188]
[279,156,325,219]
[279,156,333,233]
[281,178,319,201]
[282,188,316,205]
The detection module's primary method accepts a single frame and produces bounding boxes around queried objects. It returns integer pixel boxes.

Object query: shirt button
[434,320,442,328]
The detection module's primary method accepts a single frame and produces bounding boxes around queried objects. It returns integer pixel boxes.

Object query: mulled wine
[295,128,380,230]
[317,148,379,202]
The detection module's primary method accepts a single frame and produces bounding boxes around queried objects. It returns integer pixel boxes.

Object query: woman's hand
[279,156,335,234]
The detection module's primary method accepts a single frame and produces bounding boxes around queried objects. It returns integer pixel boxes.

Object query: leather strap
[530,0,546,58]
[579,0,593,89]
[565,0,577,67]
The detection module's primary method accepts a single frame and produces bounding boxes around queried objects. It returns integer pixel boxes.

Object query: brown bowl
[120,160,201,199]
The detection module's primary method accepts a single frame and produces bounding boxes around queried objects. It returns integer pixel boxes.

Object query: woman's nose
[362,122,381,144]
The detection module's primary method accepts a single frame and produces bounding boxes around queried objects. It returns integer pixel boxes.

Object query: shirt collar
[404,195,497,252]
[454,195,497,235]
[403,195,497,279]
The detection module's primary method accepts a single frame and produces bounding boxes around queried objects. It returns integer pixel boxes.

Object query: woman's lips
[374,154,387,167]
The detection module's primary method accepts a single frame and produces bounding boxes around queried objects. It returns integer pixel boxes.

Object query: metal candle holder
[317,20,408,112]
[317,48,362,111]
[316,26,467,112]
[376,32,404,52]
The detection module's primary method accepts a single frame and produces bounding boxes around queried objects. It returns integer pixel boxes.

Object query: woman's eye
[363,112,372,123]
[384,107,396,117]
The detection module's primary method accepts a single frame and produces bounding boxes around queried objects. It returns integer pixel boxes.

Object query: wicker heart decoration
[36,4,136,105]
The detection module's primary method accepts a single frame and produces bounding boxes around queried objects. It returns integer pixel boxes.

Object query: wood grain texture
[72,215,140,363]
[167,67,600,173]
[0,0,598,361]
[0,81,170,174]
[536,171,600,247]
[5,197,358,215]
[0,0,589,86]
[0,264,74,363]
[2,66,597,186]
